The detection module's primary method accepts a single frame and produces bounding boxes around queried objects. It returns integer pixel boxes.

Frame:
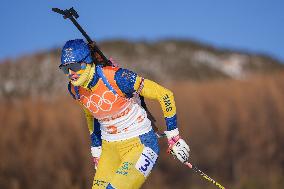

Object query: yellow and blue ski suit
[68,65,177,189]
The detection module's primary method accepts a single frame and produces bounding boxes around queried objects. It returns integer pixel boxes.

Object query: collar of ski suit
[80,64,96,89]
[73,65,118,95]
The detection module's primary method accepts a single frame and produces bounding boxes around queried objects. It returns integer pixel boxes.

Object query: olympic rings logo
[81,91,118,113]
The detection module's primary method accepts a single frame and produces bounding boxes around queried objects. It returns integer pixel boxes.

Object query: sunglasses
[59,62,86,74]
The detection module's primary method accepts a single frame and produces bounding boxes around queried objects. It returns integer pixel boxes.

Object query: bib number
[135,147,158,177]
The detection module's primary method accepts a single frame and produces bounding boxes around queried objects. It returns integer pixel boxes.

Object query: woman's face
[59,62,87,82]
[67,63,87,82]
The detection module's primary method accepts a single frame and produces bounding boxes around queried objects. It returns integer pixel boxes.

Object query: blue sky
[0,0,283,61]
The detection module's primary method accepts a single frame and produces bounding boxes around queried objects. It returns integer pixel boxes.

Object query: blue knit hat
[61,39,93,65]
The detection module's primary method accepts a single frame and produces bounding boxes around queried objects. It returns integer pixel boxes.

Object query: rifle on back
[52,7,157,129]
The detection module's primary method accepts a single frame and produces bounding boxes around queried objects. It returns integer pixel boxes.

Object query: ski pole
[156,133,226,189]
[185,162,226,189]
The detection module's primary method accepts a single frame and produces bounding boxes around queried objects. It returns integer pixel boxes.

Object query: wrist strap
[168,135,181,146]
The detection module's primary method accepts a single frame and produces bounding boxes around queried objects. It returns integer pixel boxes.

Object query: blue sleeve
[165,115,178,131]
[90,118,102,147]
[67,82,80,100]
[114,68,138,98]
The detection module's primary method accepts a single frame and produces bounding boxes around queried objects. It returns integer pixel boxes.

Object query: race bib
[135,147,158,177]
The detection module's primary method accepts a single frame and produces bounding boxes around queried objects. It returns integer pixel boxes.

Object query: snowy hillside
[0,39,283,98]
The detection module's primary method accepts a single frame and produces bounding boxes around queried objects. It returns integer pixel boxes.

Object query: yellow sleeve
[83,107,94,134]
[134,77,176,118]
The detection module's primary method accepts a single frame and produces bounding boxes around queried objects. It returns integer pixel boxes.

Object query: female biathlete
[59,39,190,189]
